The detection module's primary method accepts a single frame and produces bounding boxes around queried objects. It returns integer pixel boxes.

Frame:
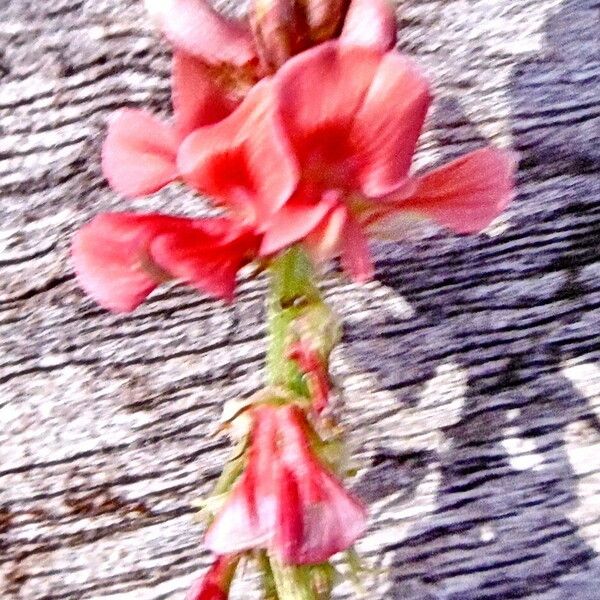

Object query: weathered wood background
[1,0,599,598]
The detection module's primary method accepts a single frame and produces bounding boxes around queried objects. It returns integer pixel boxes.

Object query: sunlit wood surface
[1,0,599,598]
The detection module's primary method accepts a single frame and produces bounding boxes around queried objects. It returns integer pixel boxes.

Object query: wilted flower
[206,403,366,564]
[186,555,239,600]
[259,41,517,280]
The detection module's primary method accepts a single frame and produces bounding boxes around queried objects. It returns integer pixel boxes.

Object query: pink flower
[259,41,517,281]
[177,79,298,229]
[72,214,258,312]
[206,404,366,564]
[102,0,399,200]
[186,555,239,600]
[106,0,284,198]
[145,0,258,69]
[102,51,247,198]
[75,75,288,313]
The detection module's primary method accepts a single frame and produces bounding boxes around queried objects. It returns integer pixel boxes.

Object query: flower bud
[299,0,348,43]
[287,340,331,413]
[250,0,309,71]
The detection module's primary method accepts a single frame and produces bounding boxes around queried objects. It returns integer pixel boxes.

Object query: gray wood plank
[0,0,599,598]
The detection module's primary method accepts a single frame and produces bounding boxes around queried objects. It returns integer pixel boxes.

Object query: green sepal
[269,559,336,600]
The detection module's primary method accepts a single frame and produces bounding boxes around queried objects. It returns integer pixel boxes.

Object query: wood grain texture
[0,0,599,598]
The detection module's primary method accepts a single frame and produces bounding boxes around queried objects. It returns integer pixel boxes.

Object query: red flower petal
[207,404,366,564]
[278,467,366,564]
[275,43,381,188]
[350,51,430,197]
[206,406,279,554]
[186,555,239,600]
[390,148,518,234]
[259,190,339,256]
[72,214,255,312]
[276,406,367,564]
[72,213,176,312]
[178,80,298,226]
[150,219,259,302]
[276,464,305,562]
[274,43,429,197]
[172,52,241,139]
[145,0,257,67]
[101,109,179,198]
[340,0,397,53]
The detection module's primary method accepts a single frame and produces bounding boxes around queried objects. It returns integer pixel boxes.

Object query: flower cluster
[72,0,516,597]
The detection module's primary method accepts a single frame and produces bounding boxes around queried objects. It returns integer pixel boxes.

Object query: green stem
[261,247,342,600]
[266,246,322,396]
[270,562,317,600]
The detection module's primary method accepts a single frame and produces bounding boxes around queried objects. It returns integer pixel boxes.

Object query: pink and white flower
[206,404,366,564]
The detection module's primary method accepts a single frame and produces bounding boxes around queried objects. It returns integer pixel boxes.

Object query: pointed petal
[145,0,257,66]
[395,148,518,233]
[340,0,397,53]
[71,213,180,312]
[259,191,338,256]
[102,109,179,198]
[172,52,241,138]
[178,80,298,225]
[351,52,431,197]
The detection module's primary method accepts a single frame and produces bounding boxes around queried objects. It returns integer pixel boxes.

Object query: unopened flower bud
[299,0,348,43]
[250,0,309,71]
